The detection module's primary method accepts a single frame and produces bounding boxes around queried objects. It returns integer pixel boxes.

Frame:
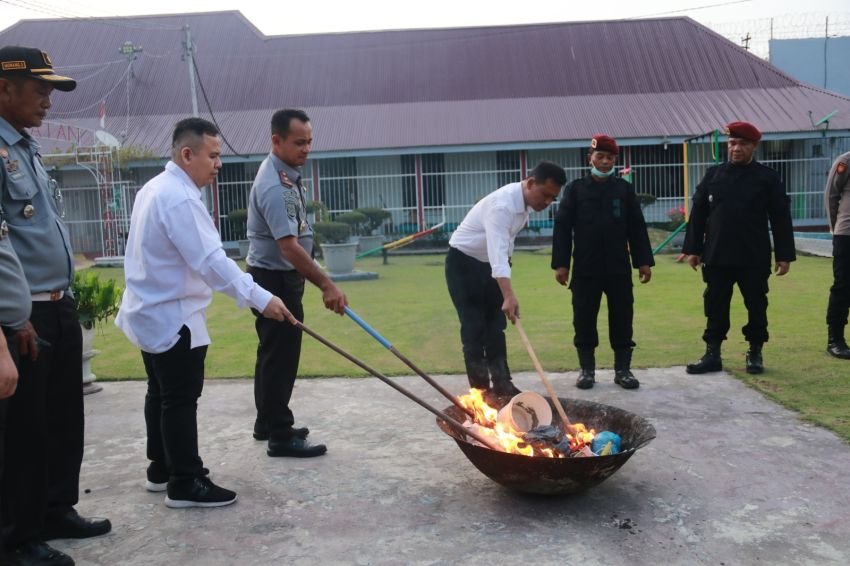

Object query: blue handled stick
[344,306,475,419]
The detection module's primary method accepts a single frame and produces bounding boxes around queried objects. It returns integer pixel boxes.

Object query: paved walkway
[795,236,832,258]
[56,368,849,565]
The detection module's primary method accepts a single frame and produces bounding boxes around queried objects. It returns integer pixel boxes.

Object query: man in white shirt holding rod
[446,161,566,402]
[116,118,295,509]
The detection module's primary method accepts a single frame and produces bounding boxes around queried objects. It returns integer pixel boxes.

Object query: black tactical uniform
[551,173,654,385]
[683,159,795,369]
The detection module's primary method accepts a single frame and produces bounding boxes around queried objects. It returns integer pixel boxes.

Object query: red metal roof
[2,11,849,155]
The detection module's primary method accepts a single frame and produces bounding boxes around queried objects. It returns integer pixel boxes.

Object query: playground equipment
[356,221,446,260]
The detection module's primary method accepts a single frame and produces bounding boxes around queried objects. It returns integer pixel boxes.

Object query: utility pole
[182,25,199,117]
[119,41,143,77]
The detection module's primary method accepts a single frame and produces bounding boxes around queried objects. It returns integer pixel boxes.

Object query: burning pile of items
[458,389,622,459]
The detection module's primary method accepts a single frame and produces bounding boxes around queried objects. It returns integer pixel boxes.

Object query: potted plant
[335,211,368,239]
[666,206,687,250]
[312,221,357,274]
[72,271,122,393]
[306,200,327,223]
[227,208,250,259]
[354,207,390,252]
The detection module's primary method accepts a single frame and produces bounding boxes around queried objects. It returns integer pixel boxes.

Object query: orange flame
[456,389,596,459]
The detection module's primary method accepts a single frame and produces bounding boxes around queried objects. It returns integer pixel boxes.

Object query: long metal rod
[343,306,476,420]
[514,319,573,431]
[296,321,501,452]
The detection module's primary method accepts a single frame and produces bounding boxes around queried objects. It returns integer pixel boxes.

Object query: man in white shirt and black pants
[446,161,566,401]
[116,118,295,509]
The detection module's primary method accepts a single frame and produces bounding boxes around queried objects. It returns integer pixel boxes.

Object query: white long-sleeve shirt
[116,161,272,354]
[448,182,529,278]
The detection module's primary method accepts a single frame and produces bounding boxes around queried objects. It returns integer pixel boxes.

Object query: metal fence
[53,135,850,255]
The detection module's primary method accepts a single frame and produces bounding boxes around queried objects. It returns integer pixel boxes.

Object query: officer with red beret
[551,134,654,390]
[683,121,796,375]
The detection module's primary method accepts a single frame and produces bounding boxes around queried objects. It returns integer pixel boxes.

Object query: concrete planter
[321,242,358,274]
[237,239,250,259]
[81,325,102,395]
[357,235,385,253]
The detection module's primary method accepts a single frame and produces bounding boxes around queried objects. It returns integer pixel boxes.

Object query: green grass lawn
[88,250,849,441]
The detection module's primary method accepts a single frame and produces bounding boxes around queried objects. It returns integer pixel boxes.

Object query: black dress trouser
[701,265,770,344]
[142,326,207,485]
[827,235,850,328]
[0,327,15,550]
[570,275,635,351]
[444,247,508,364]
[2,297,83,546]
[247,267,305,442]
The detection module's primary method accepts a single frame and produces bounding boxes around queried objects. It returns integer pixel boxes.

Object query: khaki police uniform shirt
[246,153,313,271]
[0,116,74,294]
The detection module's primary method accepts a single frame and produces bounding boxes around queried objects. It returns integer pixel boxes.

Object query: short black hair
[171,117,219,152]
[529,160,567,187]
[271,108,310,138]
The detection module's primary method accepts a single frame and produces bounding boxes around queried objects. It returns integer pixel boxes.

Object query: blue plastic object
[591,431,622,455]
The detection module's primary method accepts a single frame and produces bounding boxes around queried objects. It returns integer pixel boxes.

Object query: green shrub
[73,271,122,330]
[306,200,327,221]
[227,208,248,240]
[354,207,391,235]
[334,211,369,236]
[636,193,657,210]
[312,221,352,244]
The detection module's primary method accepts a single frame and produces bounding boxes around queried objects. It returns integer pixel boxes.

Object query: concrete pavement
[56,367,850,565]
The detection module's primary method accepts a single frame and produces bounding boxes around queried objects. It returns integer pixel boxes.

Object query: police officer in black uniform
[551,135,654,390]
[683,121,795,375]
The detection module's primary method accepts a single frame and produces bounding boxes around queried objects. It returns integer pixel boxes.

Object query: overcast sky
[1,0,848,35]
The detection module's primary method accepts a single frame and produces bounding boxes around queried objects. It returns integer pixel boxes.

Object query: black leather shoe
[827,340,850,359]
[267,435,327,458]
[491,379,521,397]
[686,344,723,374]
[614,369,640,389]
[43,508,111,541]
[7,541,75,566]
[253,425,309,441]
[745,347,764,374]
[575,369,595,389]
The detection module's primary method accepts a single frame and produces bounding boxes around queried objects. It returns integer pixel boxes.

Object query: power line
[0,0,184,31]
[636,0,751,18]
[49,62,132,116]
[0,0,80,20]
[190,50,247,158]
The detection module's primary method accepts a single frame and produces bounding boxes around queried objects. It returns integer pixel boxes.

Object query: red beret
[725,121,761,142]
[590,134,619,155]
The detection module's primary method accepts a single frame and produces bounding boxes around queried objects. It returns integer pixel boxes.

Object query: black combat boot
[488,357,521,398]
[576,349,595,389]
[827,326,850,359]
[464,357,490,391]
[614,348,640,389]
[745,343,764,374]
[686,343,722,374]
